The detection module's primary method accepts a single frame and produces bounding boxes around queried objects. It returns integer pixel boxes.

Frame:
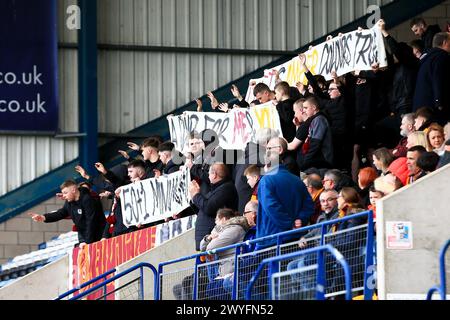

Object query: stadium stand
[0,232,78,288]
[0,0,449,302]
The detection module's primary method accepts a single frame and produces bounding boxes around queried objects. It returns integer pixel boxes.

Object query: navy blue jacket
[413,48,450,120]
[256,165,314,248]
[192,179,238,250]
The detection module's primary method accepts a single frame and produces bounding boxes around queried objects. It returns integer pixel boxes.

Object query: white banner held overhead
[119,167,191,227]
[167,102,282,153]
[245,25,388,101]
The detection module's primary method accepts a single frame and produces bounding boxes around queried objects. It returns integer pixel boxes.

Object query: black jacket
[162,159,181,175]
[422,24,441,51]
[384,35,419,115]
[144,159,165,179]
[233,142,265,214]
[44,188,106,244]
[298,112,334,170]
[317,95,348,136]
[305,70,348,137]
[413,47,450,120]
[191,179,238,250]
[353,71,377,132]
[102,197,137,239]
[276,99,296,142]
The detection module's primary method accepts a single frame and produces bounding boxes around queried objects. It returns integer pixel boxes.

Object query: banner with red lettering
[167,102,283,153]
[72,227,156,300]
[245,25,387,102]
[71,215,195,300]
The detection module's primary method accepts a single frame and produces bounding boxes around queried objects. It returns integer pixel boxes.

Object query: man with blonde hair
[29,180,106,248]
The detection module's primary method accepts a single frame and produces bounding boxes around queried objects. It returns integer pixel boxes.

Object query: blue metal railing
[56,267,116,300]
[426,239,450,300]
[57,210,374,300]
[57,262,158,301]
[245,244,352,300]
[158,210,375,300]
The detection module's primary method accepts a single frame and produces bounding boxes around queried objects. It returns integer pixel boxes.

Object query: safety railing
[158,210,375,300]
[56,268,116,300]
[245,244,352,300]
[426,239,450,300]
[56,262,158,300]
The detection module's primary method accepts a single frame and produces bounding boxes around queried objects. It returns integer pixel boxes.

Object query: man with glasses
[256,145,313,249]
[295,189,339,249]
[242,200,258,254]
[299,53,349,171]
[322,169,356,193]
[286,189,339,294]
[265,136,299,175]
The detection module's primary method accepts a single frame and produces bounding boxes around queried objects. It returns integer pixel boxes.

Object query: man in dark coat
[376,20,419,148]
[410,17,442,52]
[233,141,266,214]
[157,141,183,175]
[413,32,450,123]
[297,96,334,171]
[274,81,297,142]
[189,163,238,251]
[300,53,350,170]
[29,180,106,248]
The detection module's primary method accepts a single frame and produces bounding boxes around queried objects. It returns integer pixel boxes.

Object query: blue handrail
[67,262,158,301]
[245,244,352,300]
[56,267,116,300]
[160,210,373,267]
[60,210,373,300]
[158,210,373,300]
[426,239,450,300]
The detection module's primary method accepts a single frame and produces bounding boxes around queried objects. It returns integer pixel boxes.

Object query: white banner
[167,102,282,153]
[245,25,387,101]
[154,215,197,246]
[119,168,191,227]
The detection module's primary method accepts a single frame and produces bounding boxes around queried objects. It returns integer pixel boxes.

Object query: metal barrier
[56,268,116,300]
[58,211,374,300]
[158,210,375,300]
[245,244,352,300]
[426,239,450,300]
[57,263,158,300]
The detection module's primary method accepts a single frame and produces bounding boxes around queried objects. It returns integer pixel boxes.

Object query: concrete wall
[0,255,70,300]
[0,196,74,265]
[377,164,450,300]
[114,228,196,300]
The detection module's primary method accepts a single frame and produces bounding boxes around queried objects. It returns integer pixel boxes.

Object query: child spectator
[243,165,261,202]
[274,81,296,142]
[357,167,379,207]
[368,186,384,221]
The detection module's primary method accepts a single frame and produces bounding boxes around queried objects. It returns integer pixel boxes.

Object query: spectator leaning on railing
[28,180,106,249]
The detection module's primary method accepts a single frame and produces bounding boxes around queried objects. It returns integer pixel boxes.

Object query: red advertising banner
[72,227,157,300]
